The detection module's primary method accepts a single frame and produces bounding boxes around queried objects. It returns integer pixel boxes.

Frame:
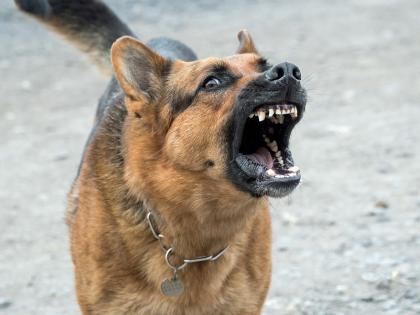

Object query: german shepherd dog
[16,1,307,314]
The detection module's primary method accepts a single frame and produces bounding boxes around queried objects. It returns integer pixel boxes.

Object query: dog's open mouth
[232,102,304,197]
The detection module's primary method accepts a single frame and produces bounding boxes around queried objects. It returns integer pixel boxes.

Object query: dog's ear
[111,36,167,101]
[236,30,258,54]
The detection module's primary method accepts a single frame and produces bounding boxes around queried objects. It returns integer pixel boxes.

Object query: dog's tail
[15,0,135,75]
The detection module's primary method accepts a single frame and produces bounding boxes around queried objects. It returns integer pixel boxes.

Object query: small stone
[277,246,288,252]
[376,279,392,290]
[53,154,69,161]
[360,296,375,303]
[375,200,389,209]
[0,299,12,310]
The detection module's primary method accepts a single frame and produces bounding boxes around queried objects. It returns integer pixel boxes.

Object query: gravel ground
[1,1,420,314]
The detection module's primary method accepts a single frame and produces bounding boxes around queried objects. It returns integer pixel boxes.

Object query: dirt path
[1,1,419,314]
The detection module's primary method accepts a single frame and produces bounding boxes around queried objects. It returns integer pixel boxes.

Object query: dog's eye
[202,77,221,89]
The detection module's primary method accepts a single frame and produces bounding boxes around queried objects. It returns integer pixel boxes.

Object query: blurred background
[1,0,419,314]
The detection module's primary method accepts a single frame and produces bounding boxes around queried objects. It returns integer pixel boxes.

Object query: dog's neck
[145,209,229,266]
[140,193,265,259]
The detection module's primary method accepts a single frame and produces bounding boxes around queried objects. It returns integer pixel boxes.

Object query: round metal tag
[161,278,184,297]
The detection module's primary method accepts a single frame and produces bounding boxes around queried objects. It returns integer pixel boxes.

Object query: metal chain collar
[146,211,229,274]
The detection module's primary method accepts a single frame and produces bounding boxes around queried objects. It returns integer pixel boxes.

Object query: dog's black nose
[265,62,301,82]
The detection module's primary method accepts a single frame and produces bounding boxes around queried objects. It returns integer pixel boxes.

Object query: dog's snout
[265,62,301,82]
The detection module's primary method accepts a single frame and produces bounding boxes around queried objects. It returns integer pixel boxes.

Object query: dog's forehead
[223,53,262,73]
[171,53,261,77]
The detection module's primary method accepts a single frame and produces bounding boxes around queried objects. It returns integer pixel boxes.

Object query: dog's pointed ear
[111,36,167,101]
[236,30,258,54]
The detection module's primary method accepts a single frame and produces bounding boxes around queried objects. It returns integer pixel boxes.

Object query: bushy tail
[15,0,135,75]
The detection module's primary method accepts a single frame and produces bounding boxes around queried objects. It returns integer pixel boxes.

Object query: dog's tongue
[246,147,273,169]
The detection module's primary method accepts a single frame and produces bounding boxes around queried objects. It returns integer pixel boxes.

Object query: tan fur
[67,35,273,315]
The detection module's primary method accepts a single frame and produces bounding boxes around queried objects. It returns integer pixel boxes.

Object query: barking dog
[16,1,307,314]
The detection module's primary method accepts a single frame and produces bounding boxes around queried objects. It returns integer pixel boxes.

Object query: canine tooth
[275,109,281,115]
[266,169,276,176]
[270,141,278,152]
[288,166,300,173]
[268,108,274,117]
[258,111,266,121]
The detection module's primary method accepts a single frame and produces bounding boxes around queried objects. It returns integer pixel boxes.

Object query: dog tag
[161,277,184,297]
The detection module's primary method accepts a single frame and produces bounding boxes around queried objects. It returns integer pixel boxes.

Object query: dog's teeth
[278,115,284,124]
[268,108,274,117]
[266,169,276,176]
[270,141,278,152]
[275,108,281,115]
[258,111,266,121]
[276,151,284,165]
[288,166,300,173]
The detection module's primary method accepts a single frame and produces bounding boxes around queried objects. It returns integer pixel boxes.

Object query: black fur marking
[122,49,173,100]
[162,59,173,78]
[257,58,271,73]
[123,46,155,97]
[198,64,239,92]
[170,64,239,115]
[15,0,51,16]
[170,91,196,116]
